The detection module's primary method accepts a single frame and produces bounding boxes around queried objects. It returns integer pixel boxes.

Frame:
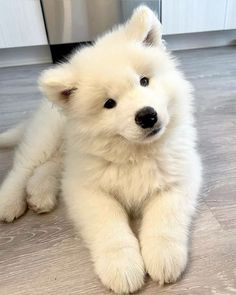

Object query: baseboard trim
[164,30,236,51]
[0,45,52,68]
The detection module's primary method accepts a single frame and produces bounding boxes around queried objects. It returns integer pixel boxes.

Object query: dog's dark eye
[104,98,117,109]
[140,77,149,87]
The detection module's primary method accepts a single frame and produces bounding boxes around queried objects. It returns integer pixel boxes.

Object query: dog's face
[64,43,171,144]
[40,6,188,145]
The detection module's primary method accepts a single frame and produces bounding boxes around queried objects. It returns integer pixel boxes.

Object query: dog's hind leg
[0,100,65,222]
[26,150,62,214]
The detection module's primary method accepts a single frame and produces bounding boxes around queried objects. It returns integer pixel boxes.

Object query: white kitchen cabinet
[225,0,236,29]
[162,0,228,35]
[0,0,47,49]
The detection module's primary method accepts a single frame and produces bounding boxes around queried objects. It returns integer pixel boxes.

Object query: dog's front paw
[26,173,58,214]
[94,247,145,294]
[142,236,188,285]
[0,193,27,222]
[26,192,57,214]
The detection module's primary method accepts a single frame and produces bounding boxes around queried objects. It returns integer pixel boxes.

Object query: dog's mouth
[146,126,162,138]
[119,125,163,144]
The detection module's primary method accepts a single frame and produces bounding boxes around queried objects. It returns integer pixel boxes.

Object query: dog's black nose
[135,107,158,129]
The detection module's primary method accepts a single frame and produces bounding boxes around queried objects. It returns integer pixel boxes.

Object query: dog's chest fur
[99,157,167,212]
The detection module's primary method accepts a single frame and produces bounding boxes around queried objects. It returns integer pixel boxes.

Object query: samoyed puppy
[0,6,201,294]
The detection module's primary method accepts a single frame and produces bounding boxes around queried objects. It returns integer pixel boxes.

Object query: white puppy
[0,6,202,294]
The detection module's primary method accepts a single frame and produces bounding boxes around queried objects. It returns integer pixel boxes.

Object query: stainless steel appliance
[41,0,161,62]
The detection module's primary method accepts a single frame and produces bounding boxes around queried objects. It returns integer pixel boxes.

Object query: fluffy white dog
[0,6,202,294]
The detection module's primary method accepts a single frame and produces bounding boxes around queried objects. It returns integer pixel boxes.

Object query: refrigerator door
[42,0,161,45]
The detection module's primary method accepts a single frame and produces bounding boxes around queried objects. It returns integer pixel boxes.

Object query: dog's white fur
[0,6,201,294]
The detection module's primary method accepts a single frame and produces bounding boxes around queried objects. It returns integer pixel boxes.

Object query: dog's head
[40,6,192,146]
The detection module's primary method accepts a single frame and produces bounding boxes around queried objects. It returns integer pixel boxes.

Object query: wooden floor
[0,46,236,295]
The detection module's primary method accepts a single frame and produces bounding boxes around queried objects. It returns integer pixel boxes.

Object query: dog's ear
[125,5,162,47]
[39,64,77,107]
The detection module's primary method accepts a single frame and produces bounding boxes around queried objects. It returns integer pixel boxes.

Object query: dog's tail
[0,122,26,148]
